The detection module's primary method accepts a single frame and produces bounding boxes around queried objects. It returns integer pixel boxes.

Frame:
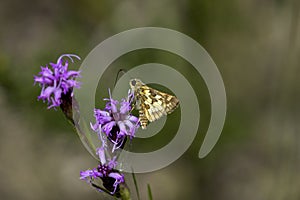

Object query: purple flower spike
[34,54,81,109]
[91,89,139,151]
[79,157,125,195]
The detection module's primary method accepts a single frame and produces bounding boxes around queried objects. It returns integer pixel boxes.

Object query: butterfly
[129,79,179,129]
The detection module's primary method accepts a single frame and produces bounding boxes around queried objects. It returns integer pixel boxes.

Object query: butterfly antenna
[114,69,127,87]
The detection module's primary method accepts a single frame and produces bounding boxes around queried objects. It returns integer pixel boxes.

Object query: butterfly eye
[131,80,136,86]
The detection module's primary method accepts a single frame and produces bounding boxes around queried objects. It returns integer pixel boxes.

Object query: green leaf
[147,184,153,200]
[131,171,141,200]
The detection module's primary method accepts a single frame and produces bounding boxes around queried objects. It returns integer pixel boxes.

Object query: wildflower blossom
[34,54,81,109]
[91,90,139,151]
[80,147,125,195]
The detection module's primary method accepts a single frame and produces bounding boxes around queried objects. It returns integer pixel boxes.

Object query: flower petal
[120,99,131,114]
[102,121,116,135]
[108,172,124,194]
[117,121,128,136]
[96,147,106,164]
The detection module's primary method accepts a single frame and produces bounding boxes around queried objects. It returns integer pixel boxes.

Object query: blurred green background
[0,0,299,199]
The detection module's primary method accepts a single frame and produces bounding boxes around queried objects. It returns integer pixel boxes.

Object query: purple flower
[108,172,125,194]
[91,90,139,151]
[80,169,102,180]
[80,148,125,195]
[34,54,81,109]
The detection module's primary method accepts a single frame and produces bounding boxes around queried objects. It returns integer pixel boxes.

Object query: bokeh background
[0,0,299,199]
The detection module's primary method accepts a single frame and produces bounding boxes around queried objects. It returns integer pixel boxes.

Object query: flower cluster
[91,90,139,152]
[80,90,139,196]
[34,54,81,109]
[80,148,125,195]
[34,55,136,199]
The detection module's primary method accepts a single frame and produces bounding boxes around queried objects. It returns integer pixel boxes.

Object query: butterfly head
[129,78,144,90]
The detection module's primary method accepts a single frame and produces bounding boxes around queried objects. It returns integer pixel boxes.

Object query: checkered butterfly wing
[130,79,179,129]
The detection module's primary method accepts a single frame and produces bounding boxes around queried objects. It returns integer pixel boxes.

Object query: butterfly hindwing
[163,92,179,114]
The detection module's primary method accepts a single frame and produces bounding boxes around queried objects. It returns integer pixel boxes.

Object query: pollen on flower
[34,54,81,109]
